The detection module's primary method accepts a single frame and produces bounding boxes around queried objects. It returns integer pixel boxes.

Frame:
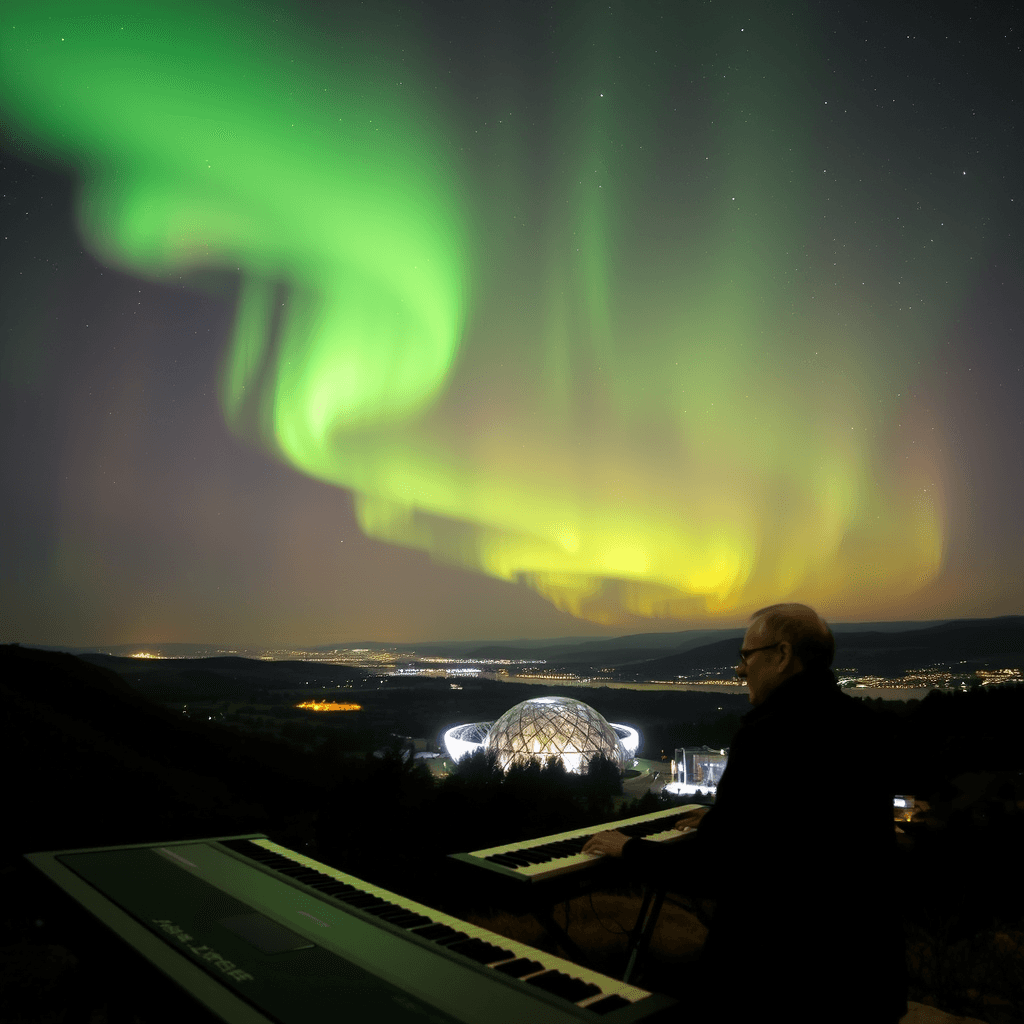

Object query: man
[583,603,907,1023]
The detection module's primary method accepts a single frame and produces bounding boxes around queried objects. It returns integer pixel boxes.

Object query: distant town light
[295,700,361,711]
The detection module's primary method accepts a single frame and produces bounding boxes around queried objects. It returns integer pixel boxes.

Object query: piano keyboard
[25,834,676,1024]
[450,804,703,883]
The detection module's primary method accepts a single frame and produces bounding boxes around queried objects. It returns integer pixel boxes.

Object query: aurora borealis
[1,1,1021,644]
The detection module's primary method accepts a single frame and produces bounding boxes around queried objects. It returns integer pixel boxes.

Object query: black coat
[623,666,908,1023]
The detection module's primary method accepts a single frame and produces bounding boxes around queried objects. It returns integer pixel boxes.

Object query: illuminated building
[666,745,729,795]
[893,795,915,821]
[442,721,493,763]
[442,696,639,774]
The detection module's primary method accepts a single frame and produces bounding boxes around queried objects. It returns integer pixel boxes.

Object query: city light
[295,701,362,712]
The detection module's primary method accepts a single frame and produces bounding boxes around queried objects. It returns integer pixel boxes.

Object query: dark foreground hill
[0,645,329,858]
[3,645,1024,1022]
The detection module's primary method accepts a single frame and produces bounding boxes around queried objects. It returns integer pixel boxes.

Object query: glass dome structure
[441,721,493,762]
[484,696,627,774]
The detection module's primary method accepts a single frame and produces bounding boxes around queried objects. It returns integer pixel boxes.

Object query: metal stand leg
[534,903,590,964]
[623,884,666,983]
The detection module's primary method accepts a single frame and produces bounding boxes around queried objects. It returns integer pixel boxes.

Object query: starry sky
[1,0,1021,647]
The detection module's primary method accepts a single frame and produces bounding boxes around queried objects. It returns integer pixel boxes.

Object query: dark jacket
[623,666,907,1023]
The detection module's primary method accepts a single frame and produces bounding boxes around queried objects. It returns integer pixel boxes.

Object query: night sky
[1,1,1021,647]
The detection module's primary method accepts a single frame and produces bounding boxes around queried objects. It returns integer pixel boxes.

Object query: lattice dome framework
[483,696,627,774]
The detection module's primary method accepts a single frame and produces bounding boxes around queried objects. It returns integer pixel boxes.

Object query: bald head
[750,603,835,671]
[736,603,834,705]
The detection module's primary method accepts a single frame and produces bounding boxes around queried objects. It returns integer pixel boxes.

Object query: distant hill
[22,616,1019,680]
[330,620,960,663]
[624,616,1024,679]
[463,629,743,665]
[829,617,1024,672]
[34,617,961,663]
[79,652,371,700]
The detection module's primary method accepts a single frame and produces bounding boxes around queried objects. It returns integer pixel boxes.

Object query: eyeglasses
[738,642,780,664]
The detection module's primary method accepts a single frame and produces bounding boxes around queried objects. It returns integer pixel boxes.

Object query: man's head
[736,603,834,705]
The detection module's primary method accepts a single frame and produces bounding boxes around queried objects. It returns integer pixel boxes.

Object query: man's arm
[581,808,706,859]
[581,829,632,857]
[672,806,709,831]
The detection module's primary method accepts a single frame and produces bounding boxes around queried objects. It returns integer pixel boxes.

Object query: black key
[485,855,530,869]
[334,893,386,909]
[261,856,300,871]
[530,842,575,857]
[361,902,403,917]
[388,912,434,929]
[503,849,535,861]
[481,851,520,868]
[552,840,586,854]
[587,994,632,1014]
[446,938,514,964]
[513,849,555,865]
[279,869,326,883]
[569,980,602,1001]
[312,882,358,896]
[370,906,419,922]
[493,958,544,978]
[531,844,565,857]
[515,850,554,864]
[411,923,463,944]
[527,970,587,1001]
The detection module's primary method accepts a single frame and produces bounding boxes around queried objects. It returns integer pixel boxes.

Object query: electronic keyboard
[25,834,677,1024]
[449,805,702,883]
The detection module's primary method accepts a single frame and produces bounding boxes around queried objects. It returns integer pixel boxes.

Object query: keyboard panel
[230,837,657,1013]
[26,834,676,1024]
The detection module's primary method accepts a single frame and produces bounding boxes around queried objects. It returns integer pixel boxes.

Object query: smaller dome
[442,721,492,762]
[484,695,625,774]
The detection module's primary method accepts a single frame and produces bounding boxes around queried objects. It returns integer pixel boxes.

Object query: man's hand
[581,830,631,858]
[673,806,710,831]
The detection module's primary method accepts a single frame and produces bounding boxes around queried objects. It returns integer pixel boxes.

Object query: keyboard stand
[522,877,667,985]
[622,883,667,983]
[534,903,592,965]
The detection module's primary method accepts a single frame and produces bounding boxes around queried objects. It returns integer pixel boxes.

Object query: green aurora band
[2,1,976,625]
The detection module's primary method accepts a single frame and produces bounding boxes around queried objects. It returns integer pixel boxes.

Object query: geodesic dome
[484,696,626,774]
